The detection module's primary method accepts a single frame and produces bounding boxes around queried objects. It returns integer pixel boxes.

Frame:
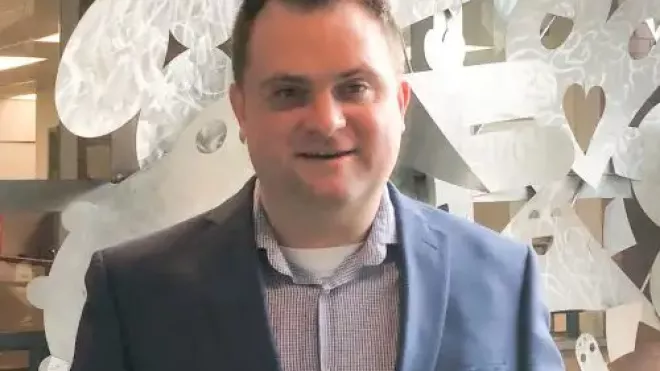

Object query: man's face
[230,0,411,204]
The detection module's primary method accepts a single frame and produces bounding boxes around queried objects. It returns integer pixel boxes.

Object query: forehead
[245,0,395,83]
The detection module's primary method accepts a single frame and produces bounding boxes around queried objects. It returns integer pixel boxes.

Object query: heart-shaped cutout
[562,83,606,154]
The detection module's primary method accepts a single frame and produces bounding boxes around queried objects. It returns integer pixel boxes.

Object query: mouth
[532,235,554,255]
[296,149,358,160]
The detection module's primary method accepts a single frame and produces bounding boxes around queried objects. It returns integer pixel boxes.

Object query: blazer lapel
[389,185,451,371]
[198,177,281,371]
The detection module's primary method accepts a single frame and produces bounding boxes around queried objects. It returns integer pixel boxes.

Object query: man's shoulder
[98,213,213,270]
[98,181,253,270]
[404,196,530,277]
[403,197,532,309]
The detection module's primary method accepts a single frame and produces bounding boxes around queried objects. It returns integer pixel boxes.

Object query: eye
[273,87,302,99]
[345,83,367,94]
[336,81,371,101]
[269,86,308,109]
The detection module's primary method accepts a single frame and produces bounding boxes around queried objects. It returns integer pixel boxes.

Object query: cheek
[353,111,403,151]
[243,115,292,156]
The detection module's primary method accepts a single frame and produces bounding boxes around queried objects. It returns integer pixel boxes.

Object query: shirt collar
[252,179,398,280]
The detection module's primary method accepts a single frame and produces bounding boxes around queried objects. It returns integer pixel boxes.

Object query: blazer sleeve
[70,251,132,371]
[518,246,565,371]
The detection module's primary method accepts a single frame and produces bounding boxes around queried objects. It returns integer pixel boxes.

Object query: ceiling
[0,0,60,100]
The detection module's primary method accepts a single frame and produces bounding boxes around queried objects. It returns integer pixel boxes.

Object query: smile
[296,149,357,159]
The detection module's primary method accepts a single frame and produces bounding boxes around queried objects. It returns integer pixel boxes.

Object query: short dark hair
[230,0,408,85]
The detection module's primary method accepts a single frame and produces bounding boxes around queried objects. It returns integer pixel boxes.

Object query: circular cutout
[629,18,659,60]
[539,13,573,50]
[136,48,232,167]
[196,119,228,154]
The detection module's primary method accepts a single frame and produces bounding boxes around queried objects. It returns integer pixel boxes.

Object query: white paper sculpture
[502,178,657,316]
[603,198,637,257]
[55,0,240,167]
[404,3,576,192]
[506,0,660,188]
[576,333,609,371]
[502,177,660,362]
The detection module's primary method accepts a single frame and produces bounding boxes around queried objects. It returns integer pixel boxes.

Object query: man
[71,0,564,370]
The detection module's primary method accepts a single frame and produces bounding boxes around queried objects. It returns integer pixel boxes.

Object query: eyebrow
[259,74,309,91]
[258,67,375,91]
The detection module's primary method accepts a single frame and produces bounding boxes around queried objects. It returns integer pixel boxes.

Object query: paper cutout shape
[403,5,574,192]
[605,302,655,362]
[391,0,463,28]
[576,175,633,200]
[611,197,660,290]
[603,198,637,256]
[507,0,660,187]
[38,356,70,371]
[648,251,660,316]
[55,0,238,168]
[169,0,241,48]
[632,181,660,228]
[406,60,575,192]
[26,98,254,364]
[609,323,660,371]
[622,104,660,227]
[136,48,232,167]
[562,84,606,154]
[576,333,609,371]
[399,93,487,191]
[502,178,659,319]
[540,14,574,50]
[432,178,474,220]
[612,101,660,183]
[424,8,466,72]
[55,0,172,138]
[492,0,520,21]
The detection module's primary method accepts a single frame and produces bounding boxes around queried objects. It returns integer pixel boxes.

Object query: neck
[258,184,384,249]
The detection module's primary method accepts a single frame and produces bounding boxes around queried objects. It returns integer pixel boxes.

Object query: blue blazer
[71,178,564,371]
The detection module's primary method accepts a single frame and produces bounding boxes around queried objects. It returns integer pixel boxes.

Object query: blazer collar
[200,177,281,371]
[388,184,451,371]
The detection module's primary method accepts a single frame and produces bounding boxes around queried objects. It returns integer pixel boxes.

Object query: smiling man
[70,0,564,370]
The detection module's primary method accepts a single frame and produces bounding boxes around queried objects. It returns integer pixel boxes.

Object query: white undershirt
[279,243,362,279]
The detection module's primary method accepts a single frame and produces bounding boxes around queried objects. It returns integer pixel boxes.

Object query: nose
[305,91,346,136]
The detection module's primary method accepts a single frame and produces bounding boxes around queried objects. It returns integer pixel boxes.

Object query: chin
[299,178,356,203]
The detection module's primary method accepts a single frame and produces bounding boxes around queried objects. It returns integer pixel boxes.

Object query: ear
[397,79,411,132]
[230,83,246,140]
[397,79,411,118]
